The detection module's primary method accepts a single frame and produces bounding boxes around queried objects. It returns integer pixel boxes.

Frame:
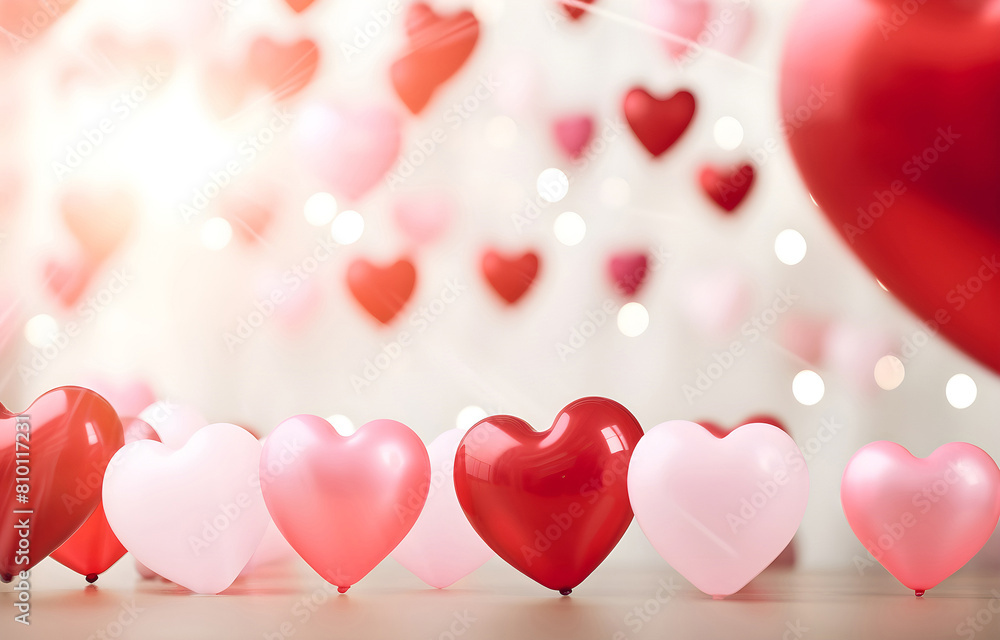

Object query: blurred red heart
[552,115,593,160]
[781,0,1000,374]
[623,87,696,158]
[284,0,316,13]
[699,163,755,213]
[0,0,79,56]
[561,0,596,20]
[44,256,94,308]
[454,397,644,593]
[390,3,480,114]
[1,387,123,581]
[608,252,648,297]
[347,258,417,324]
[248,36,320,100]
[481,249,539,305]
[50,418,159,582]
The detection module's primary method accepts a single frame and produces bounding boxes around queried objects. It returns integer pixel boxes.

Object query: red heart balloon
[1,387,123,581]
[561,0,596,20]
[699,163,755,213]
[608,251,648,297]
[260,416,430,591]
[623,87,696,158]
[347,257,417,324]
[390,3,480,114]
[454,397,644,594]
[781,0,1000,374]
[481,249,540,305]
[50,417,159,582]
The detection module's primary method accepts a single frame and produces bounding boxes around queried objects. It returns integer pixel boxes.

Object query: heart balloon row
[3,387,999,598]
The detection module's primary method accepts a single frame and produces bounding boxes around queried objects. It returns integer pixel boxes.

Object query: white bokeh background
[1,0,998,575]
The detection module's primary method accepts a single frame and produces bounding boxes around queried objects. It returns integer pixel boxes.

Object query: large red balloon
[781,0,1000,374]
[1,387,123,581]
[454,397,644,594]
[50,417,159,582]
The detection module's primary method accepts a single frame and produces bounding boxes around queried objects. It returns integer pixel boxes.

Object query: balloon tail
[712,594,726,600]
[86,573,99,584]
[0,573,10,583]
[915,590,925,597]
[559,588,572,596]
[337,585,350,594]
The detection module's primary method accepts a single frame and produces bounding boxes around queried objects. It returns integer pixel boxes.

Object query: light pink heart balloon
[296,103,401,202]
[391,428,494,588]
[628,421,809,597]
[552,115,593,160]
[241,520,295,576]
[842,441,1000,594]
[392,192,454,246]
[103,424,270,594]
[138,401,207,449]
[644,0,710,59]
[680,268,753,339]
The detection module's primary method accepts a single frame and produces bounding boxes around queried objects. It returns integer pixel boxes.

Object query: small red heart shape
[699,162,755,212]
[481,249,540,305]
[1,387,123,581]
[607,251,648,297]
[248,36,321,101]
[561,0,596,20]
[623,87,696,158]
[44,257,94,307]
[261,416,430,590]
[552,114,593,160]
[50,418,160,581]
[283,0,316,13]
[390,3,480,114]
[347,257,417,324]
[455,397,644,593]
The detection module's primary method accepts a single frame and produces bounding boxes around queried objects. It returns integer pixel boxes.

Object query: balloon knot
[86,573,99,584]
[559,588,572,596]
[337,585,350,594]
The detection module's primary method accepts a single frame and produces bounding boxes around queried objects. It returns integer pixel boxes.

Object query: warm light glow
[792,370,825,405]
[617,302,649,337]
[874,355,905,390]
[775,229,807,265]
[553,211,586,246]
[331,210,364,245]
[537,168,569,203]
[713,116,744,150]
[946,374,977,409]
[304,192,338,226]
[201,217,232,250]
[24,314,58,347]
[457,405,488,430]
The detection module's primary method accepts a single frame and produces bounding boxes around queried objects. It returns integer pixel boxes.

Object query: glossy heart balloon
[481,249,540,305]
[296,103,401,201]
[552,114,593,160]
[628,421,809,597]
[699,163,755,213]
[392,428,494,588]
[454,397,644,594]
[51,418,159,582]
[1,387,123,581]
[347,257,417,324]
[103,423,269,594]
[608,251,648,297]
[623,87,696,158]
[841,441,1000,595]
[390,3,480,114]
[781,0,1000,374]
[260,416,430,591]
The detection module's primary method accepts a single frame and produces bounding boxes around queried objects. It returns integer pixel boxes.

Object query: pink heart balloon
[552,114,593,160]
[138,401,207,449]
[391,428,494,588]
[392,192,454,246]
[628,421,809,597]
[644,0,710,59]
[103,424,270,594]
[842,441,1000,595]
[708,0,754,58]
[607,251,649,297]
[295,104,401,202]
[260,416,431,591]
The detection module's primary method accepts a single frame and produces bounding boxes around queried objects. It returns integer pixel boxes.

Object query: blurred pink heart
[552,115,593,160]
[644,0,710,59]
[138,401,207,449]
[779,314,830,365]
[392,193,453,245]
[842,441,1000,594]
[296,104,401,201]
[708,0,753,57]
[392,428,494,588]
[81,376,157,418]
[680,268,752,339]
[628,421,809,597]
[608,251,649,297]
[103,424,269,594]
